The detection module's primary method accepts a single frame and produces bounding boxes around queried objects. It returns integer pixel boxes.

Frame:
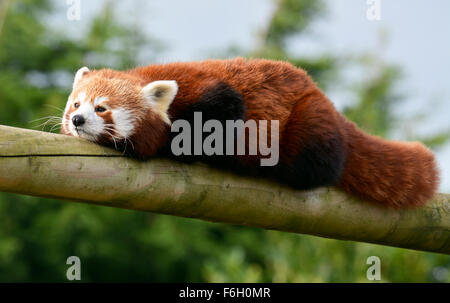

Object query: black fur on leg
[275,133,346,190]
[184,82,246,123]
[165,82,246,166]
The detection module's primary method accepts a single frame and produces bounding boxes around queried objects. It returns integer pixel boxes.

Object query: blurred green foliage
[0,0,448,282]
[263,0,324,50]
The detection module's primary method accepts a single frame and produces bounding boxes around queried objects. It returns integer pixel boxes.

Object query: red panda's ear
[73,66,90,89]
[142,80,178,124]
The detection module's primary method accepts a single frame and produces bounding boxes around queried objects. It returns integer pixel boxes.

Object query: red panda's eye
[74,102,80,108]
[95,106,106,113]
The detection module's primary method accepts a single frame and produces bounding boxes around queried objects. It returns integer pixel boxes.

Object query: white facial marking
[63,91,86,135]
[77,91,87,103]
[111,108,134,138]
[94,96,109,106]
[67,96,105,141]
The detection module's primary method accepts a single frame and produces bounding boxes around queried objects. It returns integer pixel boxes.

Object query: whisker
[102,124,135,153]
[49,123,63,132]
[123,138,128,155]
[31,118,63,131]
[29,116,62,123]
[103,129,118,150]
[44,104,65,113]
[125,137,135,151]
[103,127,120,134]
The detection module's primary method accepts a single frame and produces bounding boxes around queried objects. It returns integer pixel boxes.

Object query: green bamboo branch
[0,125,449,254]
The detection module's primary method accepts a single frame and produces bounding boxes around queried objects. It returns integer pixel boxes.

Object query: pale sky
[51,0,450,191]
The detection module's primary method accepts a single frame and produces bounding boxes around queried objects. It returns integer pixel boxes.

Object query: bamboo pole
[0,125,449,254]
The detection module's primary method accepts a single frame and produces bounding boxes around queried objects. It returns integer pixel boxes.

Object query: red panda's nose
[72,115,85,127]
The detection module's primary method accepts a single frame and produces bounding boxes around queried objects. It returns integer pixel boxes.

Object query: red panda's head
[61,67,178,157]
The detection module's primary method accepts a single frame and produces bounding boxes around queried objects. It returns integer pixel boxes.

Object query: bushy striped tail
[338,120,439,208]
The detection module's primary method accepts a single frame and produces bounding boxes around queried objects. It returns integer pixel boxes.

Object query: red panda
[61,57,439,208]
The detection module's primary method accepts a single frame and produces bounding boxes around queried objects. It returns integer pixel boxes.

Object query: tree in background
[0,0,448,282]
[205,0,450,282]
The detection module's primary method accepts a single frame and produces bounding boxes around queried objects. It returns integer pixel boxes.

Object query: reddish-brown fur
[338,119,439,207]
[64,58,440,207]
